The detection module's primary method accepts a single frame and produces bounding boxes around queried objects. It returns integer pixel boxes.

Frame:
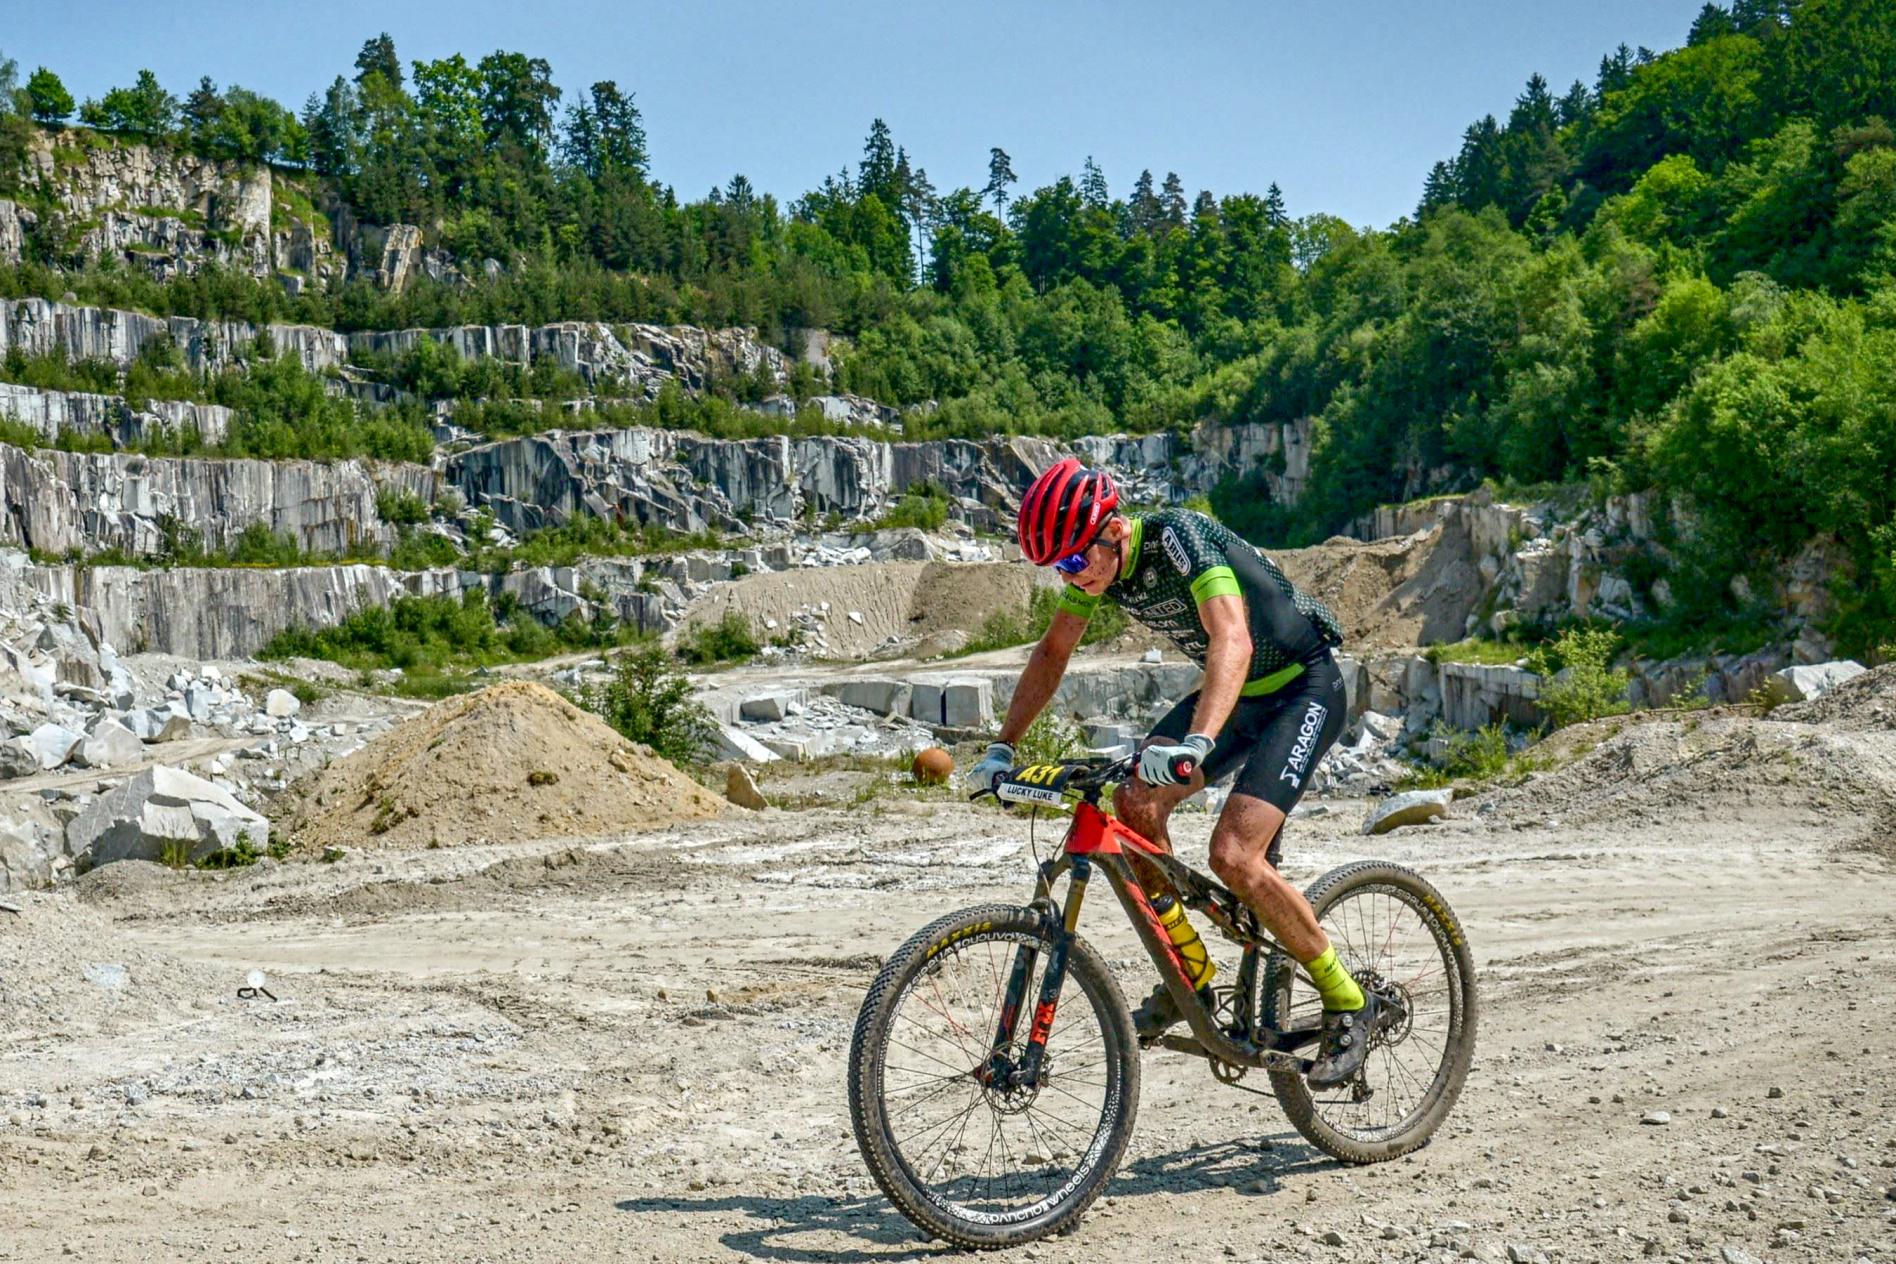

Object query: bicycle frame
[984,797,1323,1092]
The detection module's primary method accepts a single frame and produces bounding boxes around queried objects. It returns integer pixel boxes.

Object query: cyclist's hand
[1137,734,1214,786]
[965,741,1016,793]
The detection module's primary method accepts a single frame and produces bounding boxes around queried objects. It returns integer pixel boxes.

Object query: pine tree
[1418,161,1455,216]
[1556,80,1592,127]
[1080,156,1109,209]
[1160,171,1187,228]
[1129,168,1160,234]
[1263,181,1288,227]
[984,146,1016,215]
[860,119,897,200]
[354,34,402,90]
[1454,116,1504,209]
[1687,3,1737,44]
[184,77,222,135]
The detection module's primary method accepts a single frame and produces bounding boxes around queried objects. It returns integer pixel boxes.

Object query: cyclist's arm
[996,607,1087,745]
[1188,593,1250,741]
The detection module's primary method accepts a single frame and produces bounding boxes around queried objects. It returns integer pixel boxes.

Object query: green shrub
[198,831,264,869]
[1531,626,1632,730]
[873,484,951,532]
[576,644,717,767]
[957,585,1129,655]
[675,609,760,666]
[1014,706,1084,767]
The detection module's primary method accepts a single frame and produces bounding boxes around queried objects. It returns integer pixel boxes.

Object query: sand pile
[0,889,231,1041]
[278,681,722,851]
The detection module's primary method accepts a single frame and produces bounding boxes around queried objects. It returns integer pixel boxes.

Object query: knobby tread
[846,903,1139,1248]
[1262,860,1478,1164]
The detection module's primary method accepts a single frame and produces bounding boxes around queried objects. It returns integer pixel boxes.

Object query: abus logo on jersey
[1161,527,1190,575]
[1278,701,1327,789]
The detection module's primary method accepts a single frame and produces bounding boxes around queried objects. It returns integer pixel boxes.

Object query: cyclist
[967,458,1376,1088]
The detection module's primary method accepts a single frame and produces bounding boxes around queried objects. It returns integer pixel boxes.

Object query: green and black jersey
[1056,508,1343,695]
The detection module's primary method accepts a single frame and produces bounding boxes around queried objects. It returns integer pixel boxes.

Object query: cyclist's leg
[1204,656,1348,963]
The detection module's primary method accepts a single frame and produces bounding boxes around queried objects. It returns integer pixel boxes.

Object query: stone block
[1763,660,1867,705]
[830,679,911,717]
[739,691,803,723]
[264,688,301,718]
[707,724,778,764]
[909,683,945,725]
[942,679,993,728]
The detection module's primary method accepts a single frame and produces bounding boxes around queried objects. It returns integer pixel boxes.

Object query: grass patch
[259,590,637,675]
[1422,637,1534,666]
[954,586,1130,657]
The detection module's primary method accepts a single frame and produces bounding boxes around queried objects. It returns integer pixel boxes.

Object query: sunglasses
[1050,520,1118,576]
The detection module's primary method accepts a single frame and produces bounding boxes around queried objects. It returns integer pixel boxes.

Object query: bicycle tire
[1262,861,1477,1164]
[847,903,1140,1248]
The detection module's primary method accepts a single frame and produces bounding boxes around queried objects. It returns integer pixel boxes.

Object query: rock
[0,737,38,781]
[263,688,301,718]
[1763,660,1866,705]
[1642,1110,1671,1125]
[1142,648,1162,663]
[1362,789,1453,835]
[1505,1247,1549,1264]
[723,764,767,811]
[1720,1248,1762,1264]
[1319,1230,1344,1246]
[829,679,911,717]
[76,717,144,770]
[153,714,193,743]
[26,723,83,771]
[65,766,270,867]
[739,692,798,723]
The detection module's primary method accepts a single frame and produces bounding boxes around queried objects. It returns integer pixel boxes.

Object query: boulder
[724,764,768,810]
[27,723,83,771]
[942,680,994,729]
[263,688,302,718]
[75,717,145,770]
[1362,789,1453,835]
[65,766,270,867]
[0,737,38,780]
[1763,660,1867,705]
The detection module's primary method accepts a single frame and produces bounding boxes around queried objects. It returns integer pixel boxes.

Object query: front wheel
[847,903,1140,1248]
[1262,861,1477,1164]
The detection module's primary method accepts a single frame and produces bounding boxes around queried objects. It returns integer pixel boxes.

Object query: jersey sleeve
[1053,583,1100,620]
[1157,518,1240,609]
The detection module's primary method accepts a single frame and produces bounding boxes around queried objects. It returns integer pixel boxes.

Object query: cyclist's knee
[1113,780,1171,835]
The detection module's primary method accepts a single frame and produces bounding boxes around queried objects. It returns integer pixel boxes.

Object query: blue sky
[4,0,1707,227]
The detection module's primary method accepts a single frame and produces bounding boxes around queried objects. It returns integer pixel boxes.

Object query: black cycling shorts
[1147,651,1346,841]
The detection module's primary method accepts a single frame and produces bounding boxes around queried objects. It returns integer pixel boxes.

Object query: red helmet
[1017,459,1120,565]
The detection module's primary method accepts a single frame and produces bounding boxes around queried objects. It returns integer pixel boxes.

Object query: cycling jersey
[1055,508,1343,694]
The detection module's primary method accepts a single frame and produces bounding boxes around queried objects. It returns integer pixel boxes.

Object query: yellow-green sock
[1305,946,1364,1012]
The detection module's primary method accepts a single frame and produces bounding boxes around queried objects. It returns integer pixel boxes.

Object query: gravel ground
[1,706,1893,1264]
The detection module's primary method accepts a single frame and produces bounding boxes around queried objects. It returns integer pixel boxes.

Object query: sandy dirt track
[2,707,1894,1264]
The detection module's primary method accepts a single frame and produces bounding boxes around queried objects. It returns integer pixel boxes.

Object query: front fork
[983,856,1090,1091]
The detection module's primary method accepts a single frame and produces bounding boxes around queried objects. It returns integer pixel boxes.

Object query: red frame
[1062,800,1167,857]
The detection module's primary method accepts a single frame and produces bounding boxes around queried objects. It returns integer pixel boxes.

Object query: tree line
[0,0,1892,653]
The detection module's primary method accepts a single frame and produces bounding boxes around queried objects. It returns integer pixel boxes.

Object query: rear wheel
[847,904,1140,1248]
[1262,861,1476,1163]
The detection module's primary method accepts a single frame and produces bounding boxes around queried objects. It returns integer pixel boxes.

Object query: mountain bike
[847,754,1477,1248]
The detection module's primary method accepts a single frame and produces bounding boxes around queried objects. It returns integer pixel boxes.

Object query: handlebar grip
[1169,755,1198,782]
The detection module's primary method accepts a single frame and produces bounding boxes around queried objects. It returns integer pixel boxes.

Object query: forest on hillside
[0,0,1893,653]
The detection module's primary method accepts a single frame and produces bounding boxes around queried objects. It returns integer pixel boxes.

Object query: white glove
[1138,733,1214,786]
[965,741,1015,793]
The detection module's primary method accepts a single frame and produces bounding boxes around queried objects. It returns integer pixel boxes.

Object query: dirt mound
[1772,663,1896,730]
[676,560,1048,658]
[277,681,722,850]
[0,890,231,1040]
[1480,707,1896,831]
[1276,525,1481,650]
